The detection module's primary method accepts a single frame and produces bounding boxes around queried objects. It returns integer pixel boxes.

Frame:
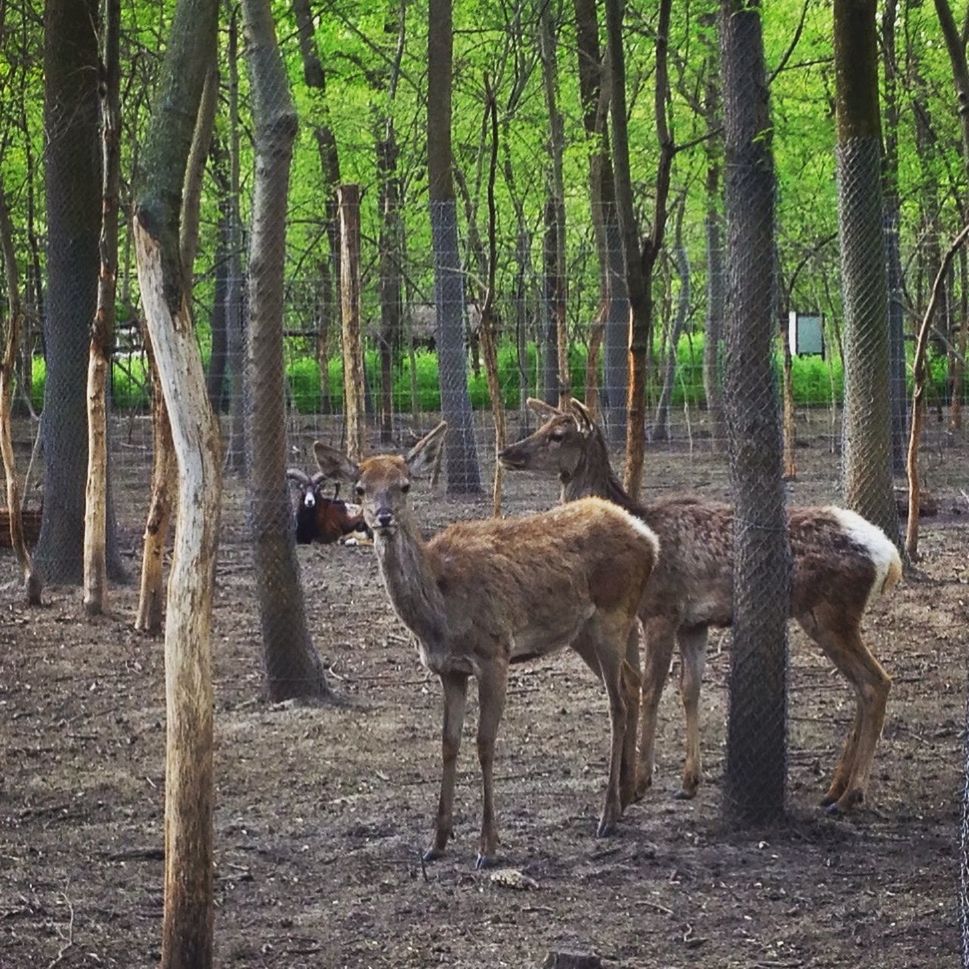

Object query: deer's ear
[313,442,359,482]
[526,397,563,420]
[569,398,595,436]
[406,421,447,477]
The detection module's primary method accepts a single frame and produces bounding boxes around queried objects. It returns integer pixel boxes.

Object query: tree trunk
[339,185,367,462]
[135,346,175,635]
[701,26,726,443]
[132,1,220,965]
[905,224,969,559]
[377,127,402,444]
[952,249,968,432]
[428,0,480,493]
[0,182,42,604]
[84,0,120,615]
[652,200,688,442]
[605,0,674,498]
[292,0,342,338]
[136,24,216,632]
[37,0,105,584]
[205,198,231,410]
[880,0,908,473]
[781,317,797,479]
[225,7,247,475]
[244,0,330,702]
[933,0,969,432]
[720,0,790,826]
[574,0,626,442]
[181,65,219,294]
[539,0,569,408]
[834,0,901,546]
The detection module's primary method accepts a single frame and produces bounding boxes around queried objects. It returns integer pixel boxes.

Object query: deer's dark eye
[355,483,365,497]
[550,430,565,442]
[400,482,411,494]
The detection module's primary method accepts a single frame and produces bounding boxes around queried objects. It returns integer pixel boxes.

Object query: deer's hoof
[596,817,619,839]
[422,845,446,863]
[475,852,501,870]
[824,788,864,815]
[674,785,698,801]
[634,777,653,802]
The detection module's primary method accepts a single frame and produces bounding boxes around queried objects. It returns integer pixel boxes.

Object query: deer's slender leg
[424,672,468,862]
[619,624,643,809]
[822,705,862,806]
[636,617,677,800]
[676,625,708,799]
[574,617,628,837]
[571,628,634,815]
[798,611,891,812]
[474,658,508,869]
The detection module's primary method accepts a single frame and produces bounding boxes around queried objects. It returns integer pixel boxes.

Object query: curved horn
[526,397,564,420]
[310,471,328,488]
[286,468,311,486]
[569,398,595,434]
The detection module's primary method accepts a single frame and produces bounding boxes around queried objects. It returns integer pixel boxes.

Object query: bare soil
[1,421,967,968]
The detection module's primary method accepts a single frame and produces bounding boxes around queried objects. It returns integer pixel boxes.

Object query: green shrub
[287,356,322,413]
[111,355,150,410]
[30,356,45,412]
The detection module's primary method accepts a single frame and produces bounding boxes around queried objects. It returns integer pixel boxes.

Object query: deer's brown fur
[499,398,901,813]
[315,422,658,867]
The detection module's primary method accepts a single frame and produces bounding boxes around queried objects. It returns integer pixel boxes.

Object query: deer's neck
[560,440,646,516]
[374,520,447,647]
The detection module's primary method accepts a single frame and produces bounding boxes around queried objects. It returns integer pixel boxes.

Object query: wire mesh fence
[3,16,969,956]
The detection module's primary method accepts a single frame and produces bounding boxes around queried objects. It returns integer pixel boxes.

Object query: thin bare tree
[604,0,674,498]
[132,0,221,964]
[83,0,120,615]
[0,182,41,604]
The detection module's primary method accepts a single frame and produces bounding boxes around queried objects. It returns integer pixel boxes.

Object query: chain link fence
[2,9,968,957]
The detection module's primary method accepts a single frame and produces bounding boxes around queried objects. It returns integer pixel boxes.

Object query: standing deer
[314,423,658,868]
[499,398,901,814]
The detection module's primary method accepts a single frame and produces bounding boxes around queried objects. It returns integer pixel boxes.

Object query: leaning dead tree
[132,0,221,965]
[905,222,969,560]
[83,0,120,615]
[135,24,216,635]
[0,183,42,605]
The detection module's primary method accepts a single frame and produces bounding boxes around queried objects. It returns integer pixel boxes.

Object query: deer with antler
[314,423,659,867]
[499,398,901,814]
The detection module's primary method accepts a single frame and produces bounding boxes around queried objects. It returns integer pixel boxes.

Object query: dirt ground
[1,417,967,968]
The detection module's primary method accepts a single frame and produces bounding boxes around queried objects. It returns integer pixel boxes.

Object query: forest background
[1,0,966,447]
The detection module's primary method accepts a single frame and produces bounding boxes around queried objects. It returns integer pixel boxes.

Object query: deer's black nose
[376,510,394,529]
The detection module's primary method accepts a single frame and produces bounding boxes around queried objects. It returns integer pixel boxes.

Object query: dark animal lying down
[286,469,372,544]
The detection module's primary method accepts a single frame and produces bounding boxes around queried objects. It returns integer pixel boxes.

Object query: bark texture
[84,0,121,615]
[339,185,367,462]
[427,0,480,493]
[834,0,901,546]
[37,0,104,583]
[720,0,791,826]
[0,184,42,604]
[244,0,330,702]
[605,0,673,499]
[132,0,221,965]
